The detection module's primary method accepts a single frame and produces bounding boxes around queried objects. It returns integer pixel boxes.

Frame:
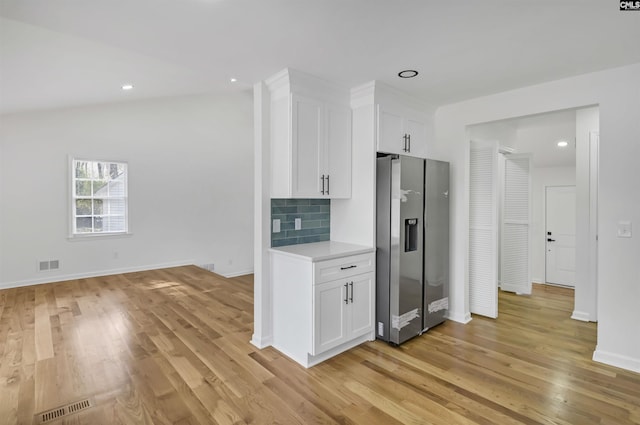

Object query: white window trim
[68,156,131,239]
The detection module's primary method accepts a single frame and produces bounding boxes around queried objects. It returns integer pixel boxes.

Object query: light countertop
[269,241,374,262]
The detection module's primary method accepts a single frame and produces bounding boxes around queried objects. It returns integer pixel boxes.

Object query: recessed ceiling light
[398,70,419,78]
[230,78,237,83]
[121,84,134,91]
[557,140,568,147]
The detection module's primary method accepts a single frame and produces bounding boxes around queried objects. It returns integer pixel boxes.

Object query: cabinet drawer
[314,253,374,285]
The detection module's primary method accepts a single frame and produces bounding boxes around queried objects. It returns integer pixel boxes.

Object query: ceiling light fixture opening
[398,70,419,79]
[557,140,568,148]
[121,84,134,91]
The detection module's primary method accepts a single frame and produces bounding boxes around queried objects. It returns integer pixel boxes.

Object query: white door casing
[500,154,533,295]
[546,186,577,286]
[588,131,599,319]
[469,140,499,318]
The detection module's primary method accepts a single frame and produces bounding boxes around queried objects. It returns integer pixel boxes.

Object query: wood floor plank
[2,269,640,424]
[35,285,58,361]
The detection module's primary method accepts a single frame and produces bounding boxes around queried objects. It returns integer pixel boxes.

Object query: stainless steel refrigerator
[376,155,449,345]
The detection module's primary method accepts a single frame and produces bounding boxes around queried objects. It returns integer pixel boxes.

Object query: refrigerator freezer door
[392,156,425,344]
[423,159,450,330]
[376,155,425,344]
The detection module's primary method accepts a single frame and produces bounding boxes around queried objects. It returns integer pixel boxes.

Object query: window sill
[67,232,133,241]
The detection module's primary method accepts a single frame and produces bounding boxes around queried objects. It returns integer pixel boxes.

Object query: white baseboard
[446,310,472,324]
[220,269,254,278]
[593,347,640,373]
[532,277,544,284]
[250,334,273,349]
[0,260,195,290]
[571,310,592,322]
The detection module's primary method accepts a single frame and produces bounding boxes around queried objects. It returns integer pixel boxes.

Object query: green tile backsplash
[271,199,330,247]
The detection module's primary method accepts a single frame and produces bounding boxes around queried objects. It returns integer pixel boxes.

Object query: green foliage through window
[72,159,128,235]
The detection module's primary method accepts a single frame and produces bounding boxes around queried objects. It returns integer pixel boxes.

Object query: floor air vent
[36,398,93,423]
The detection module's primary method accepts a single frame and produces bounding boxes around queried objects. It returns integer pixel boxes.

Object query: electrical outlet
[618,221,632,238]
[273,219,281,233]
[295,218,302,230]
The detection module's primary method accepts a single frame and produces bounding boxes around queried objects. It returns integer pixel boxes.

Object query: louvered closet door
[469,141,498,318]
[500,154,532,295]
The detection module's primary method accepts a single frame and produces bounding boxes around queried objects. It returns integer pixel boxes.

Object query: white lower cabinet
[270,243,375,368]
[312,272,374,355]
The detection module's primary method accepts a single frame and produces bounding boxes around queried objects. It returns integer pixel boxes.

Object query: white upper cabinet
[350,81,433,158]
[377,101,428,158]
[291,95,323,196]
[267,69,352,199]
[325,102,352,198]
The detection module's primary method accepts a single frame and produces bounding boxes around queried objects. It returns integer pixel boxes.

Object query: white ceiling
[1,0,639,114]
[512,109,577,168]
[469,109,578,168]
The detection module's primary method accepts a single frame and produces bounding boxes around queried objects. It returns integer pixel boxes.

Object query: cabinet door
[348,273,374,338]
[377,104,405,155]
[312,279,348,355]
[292,95,323,197]
[406,116,427,158]
[325,103,352,199]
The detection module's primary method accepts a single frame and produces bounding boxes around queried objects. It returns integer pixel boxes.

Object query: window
[71,159,128,236]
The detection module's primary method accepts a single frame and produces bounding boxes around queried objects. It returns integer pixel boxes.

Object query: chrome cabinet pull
[407,134,411,152]
[326,175,330,195]
[320,175,325,195]
[344,283,349,304]
[349,282,353,303]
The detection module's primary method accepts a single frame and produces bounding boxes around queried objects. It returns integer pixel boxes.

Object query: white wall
[331,88,376,247]
[574,106,599,321]
[468,121,517,149]
[0,93,254,287]
[252,82,273,349]
[434,63,640,373]
[530,166,576,283]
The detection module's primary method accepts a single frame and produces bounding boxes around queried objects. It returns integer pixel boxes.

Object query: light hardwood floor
[1,266,639,424]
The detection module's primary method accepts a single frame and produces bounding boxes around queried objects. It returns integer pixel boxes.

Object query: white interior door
[546,186,577,286]
[469,140,498,318]
[500,154,532,295]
